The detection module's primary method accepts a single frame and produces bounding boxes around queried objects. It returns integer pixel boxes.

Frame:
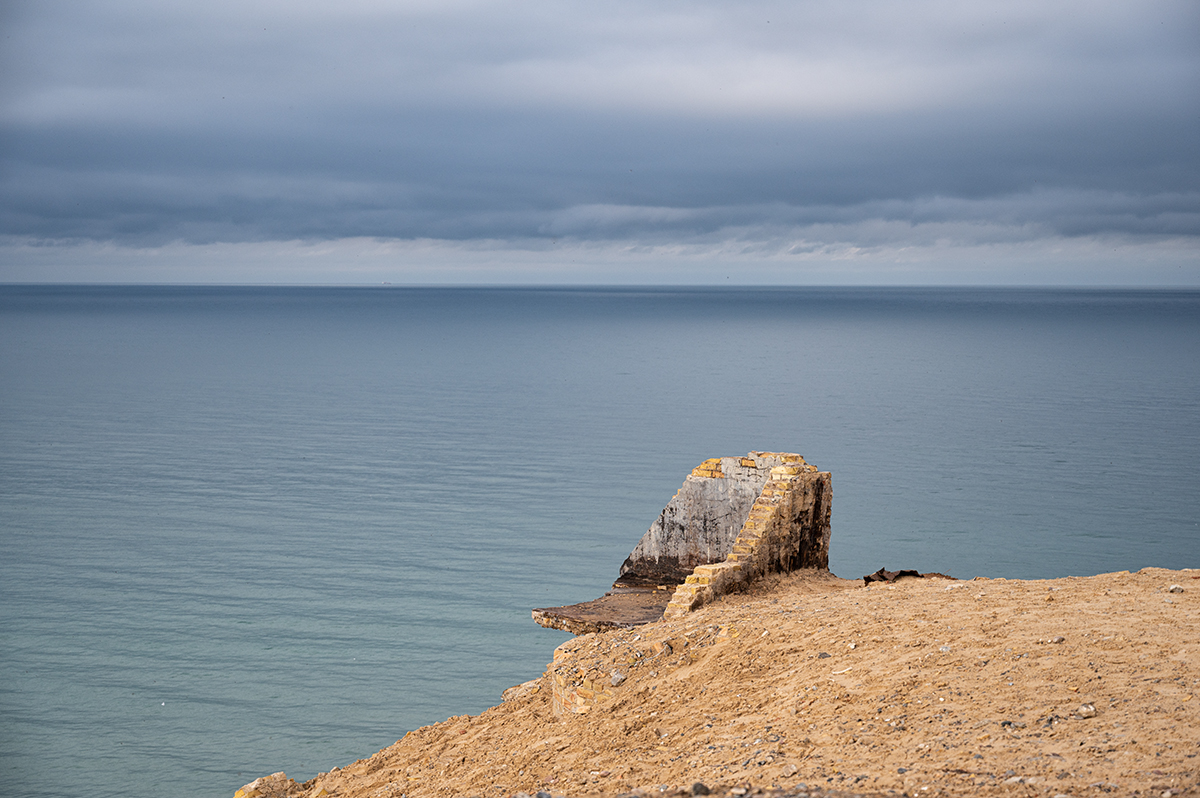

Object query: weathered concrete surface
[663,462,831,618]
[617,453,810,587]
[531,587,675,635]
[533,452,832,634]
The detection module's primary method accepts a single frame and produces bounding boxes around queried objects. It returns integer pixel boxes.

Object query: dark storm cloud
[2,0,1198,251]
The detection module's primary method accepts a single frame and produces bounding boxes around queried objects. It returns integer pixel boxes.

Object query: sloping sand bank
[253,568,1198,798]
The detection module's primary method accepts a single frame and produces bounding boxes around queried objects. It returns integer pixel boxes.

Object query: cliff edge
[240,567,1200,798]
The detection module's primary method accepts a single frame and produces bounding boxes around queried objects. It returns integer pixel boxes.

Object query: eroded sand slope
[251,568,1199,798]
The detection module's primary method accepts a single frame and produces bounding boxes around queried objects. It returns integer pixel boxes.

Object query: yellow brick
[740,458,757,467]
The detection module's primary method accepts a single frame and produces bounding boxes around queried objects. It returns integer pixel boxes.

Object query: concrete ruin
[532,452,831,634]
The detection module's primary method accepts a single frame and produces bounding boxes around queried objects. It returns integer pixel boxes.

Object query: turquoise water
[1,286,1198,798]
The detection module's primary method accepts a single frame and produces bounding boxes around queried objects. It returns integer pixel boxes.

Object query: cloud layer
[2,0,1198,281]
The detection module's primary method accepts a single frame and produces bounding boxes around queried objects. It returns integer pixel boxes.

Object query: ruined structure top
[532,451,831,634]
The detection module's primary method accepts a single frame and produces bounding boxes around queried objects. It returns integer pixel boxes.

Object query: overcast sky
[2,0,1197,284]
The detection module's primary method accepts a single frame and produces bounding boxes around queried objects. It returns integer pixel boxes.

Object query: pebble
[536,792,552,798]
[817,652,831,659]
[1078,703,1098,718]
[1169,584,1184,593]
[611,671,627,687]
[691,782,710,796]
[1050,636,1065,644]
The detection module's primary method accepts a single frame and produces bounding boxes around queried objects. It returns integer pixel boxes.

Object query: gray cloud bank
[2,0,1198,280]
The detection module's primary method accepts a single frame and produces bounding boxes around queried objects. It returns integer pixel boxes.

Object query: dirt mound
[251,568,1199,798]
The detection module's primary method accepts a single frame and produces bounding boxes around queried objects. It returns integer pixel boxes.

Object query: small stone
[781,764,799,777]
[1050,636,1065,644]
[1078,703,1097,718]
[939,646,951,652]
[1169,584,1184,593]
[611,671,627,687]
[897,767,907,774]
[817,652,831,659]
[537,792,553,798]
[691,782,710,796]
[1004,776,1025,784]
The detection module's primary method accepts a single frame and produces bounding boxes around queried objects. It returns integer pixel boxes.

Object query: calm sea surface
[1,286,1198,798]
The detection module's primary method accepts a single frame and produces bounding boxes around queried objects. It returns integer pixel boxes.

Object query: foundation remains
[532,452,831,635]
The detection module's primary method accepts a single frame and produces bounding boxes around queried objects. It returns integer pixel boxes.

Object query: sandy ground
[245,567,1199,798]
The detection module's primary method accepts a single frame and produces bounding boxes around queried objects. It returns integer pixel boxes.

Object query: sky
[1,0,1198,284]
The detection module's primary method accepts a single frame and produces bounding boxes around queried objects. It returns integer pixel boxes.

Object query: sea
[1,286,1197,798]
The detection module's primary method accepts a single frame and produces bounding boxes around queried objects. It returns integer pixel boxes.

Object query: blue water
[1,286,1198,798]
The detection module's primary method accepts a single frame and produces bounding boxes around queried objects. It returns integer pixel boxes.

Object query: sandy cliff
[238,567,1199,798]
